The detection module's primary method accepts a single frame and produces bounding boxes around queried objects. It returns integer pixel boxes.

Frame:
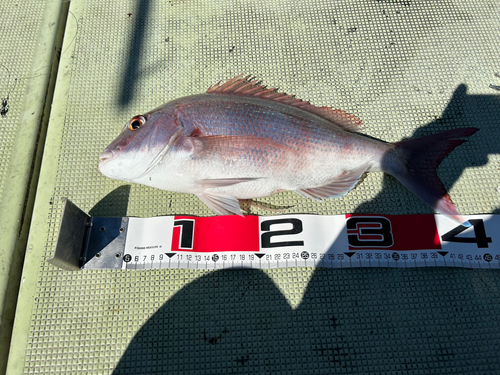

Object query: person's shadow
[110,86,500,374]
[112,266,500,374]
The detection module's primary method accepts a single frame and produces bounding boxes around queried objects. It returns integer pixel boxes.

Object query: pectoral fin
[197,192,243,216]
[295,165,368,201]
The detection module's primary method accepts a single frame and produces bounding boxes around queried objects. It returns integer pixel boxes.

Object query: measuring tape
[48,199,500,271]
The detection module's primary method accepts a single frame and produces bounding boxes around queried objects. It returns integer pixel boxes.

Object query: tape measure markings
[115,214,499,270]
[47,199,499,270]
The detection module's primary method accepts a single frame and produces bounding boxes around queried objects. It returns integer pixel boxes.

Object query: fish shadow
[355,84,500,216]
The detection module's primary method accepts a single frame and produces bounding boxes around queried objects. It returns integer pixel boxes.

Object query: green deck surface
[5,0,500,374]
[0,1,64,374]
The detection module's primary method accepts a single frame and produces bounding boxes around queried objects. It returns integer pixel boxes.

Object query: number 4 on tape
[441,219,492,248]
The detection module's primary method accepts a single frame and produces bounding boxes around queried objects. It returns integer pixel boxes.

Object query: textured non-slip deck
[8,0,500,374]
[0,1,64,373]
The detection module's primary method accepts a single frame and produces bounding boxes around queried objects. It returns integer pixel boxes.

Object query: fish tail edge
[383,127,479,225]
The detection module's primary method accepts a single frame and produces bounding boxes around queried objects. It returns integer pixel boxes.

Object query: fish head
[98,107,183,181]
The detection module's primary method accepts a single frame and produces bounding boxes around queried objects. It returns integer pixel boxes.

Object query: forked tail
[382,127,479,225]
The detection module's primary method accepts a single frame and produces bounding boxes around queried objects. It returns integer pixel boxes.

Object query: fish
[99,75,478,225]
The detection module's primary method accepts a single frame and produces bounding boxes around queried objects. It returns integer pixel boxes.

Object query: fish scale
[181,95,355,150]
[99,75,478,224]
[167,95,375,194]
[176,95,381,182]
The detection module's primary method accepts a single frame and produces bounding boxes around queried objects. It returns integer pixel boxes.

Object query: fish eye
[129,115,146,131]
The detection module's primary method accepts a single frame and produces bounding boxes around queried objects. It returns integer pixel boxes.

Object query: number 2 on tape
[260,218,304,248]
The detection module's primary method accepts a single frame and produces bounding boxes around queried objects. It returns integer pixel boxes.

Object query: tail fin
[383,127,479,225]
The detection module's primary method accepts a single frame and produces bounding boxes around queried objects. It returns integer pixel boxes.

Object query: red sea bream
[98,75,478,225]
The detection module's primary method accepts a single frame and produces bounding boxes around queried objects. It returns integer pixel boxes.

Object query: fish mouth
[98,150,115,169]
[99,150,114,162]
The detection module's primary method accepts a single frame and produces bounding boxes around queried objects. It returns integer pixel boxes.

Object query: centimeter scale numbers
[119,214,499,270]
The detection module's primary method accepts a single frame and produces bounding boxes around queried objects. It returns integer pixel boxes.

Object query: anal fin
[295,165,368,201]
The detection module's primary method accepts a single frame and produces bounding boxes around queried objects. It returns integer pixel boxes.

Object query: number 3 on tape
[346,217,394,247]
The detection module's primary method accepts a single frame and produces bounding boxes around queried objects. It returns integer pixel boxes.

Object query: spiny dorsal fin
[207,74,362,132]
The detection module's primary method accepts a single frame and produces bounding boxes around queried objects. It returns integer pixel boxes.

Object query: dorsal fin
[207,74,363,132]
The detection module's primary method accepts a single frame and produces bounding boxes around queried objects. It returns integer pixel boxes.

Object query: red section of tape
[346,214,441,250]
[171,215,260,252]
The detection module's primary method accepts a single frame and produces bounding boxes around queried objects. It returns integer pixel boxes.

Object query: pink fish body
[99,75,477,224]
